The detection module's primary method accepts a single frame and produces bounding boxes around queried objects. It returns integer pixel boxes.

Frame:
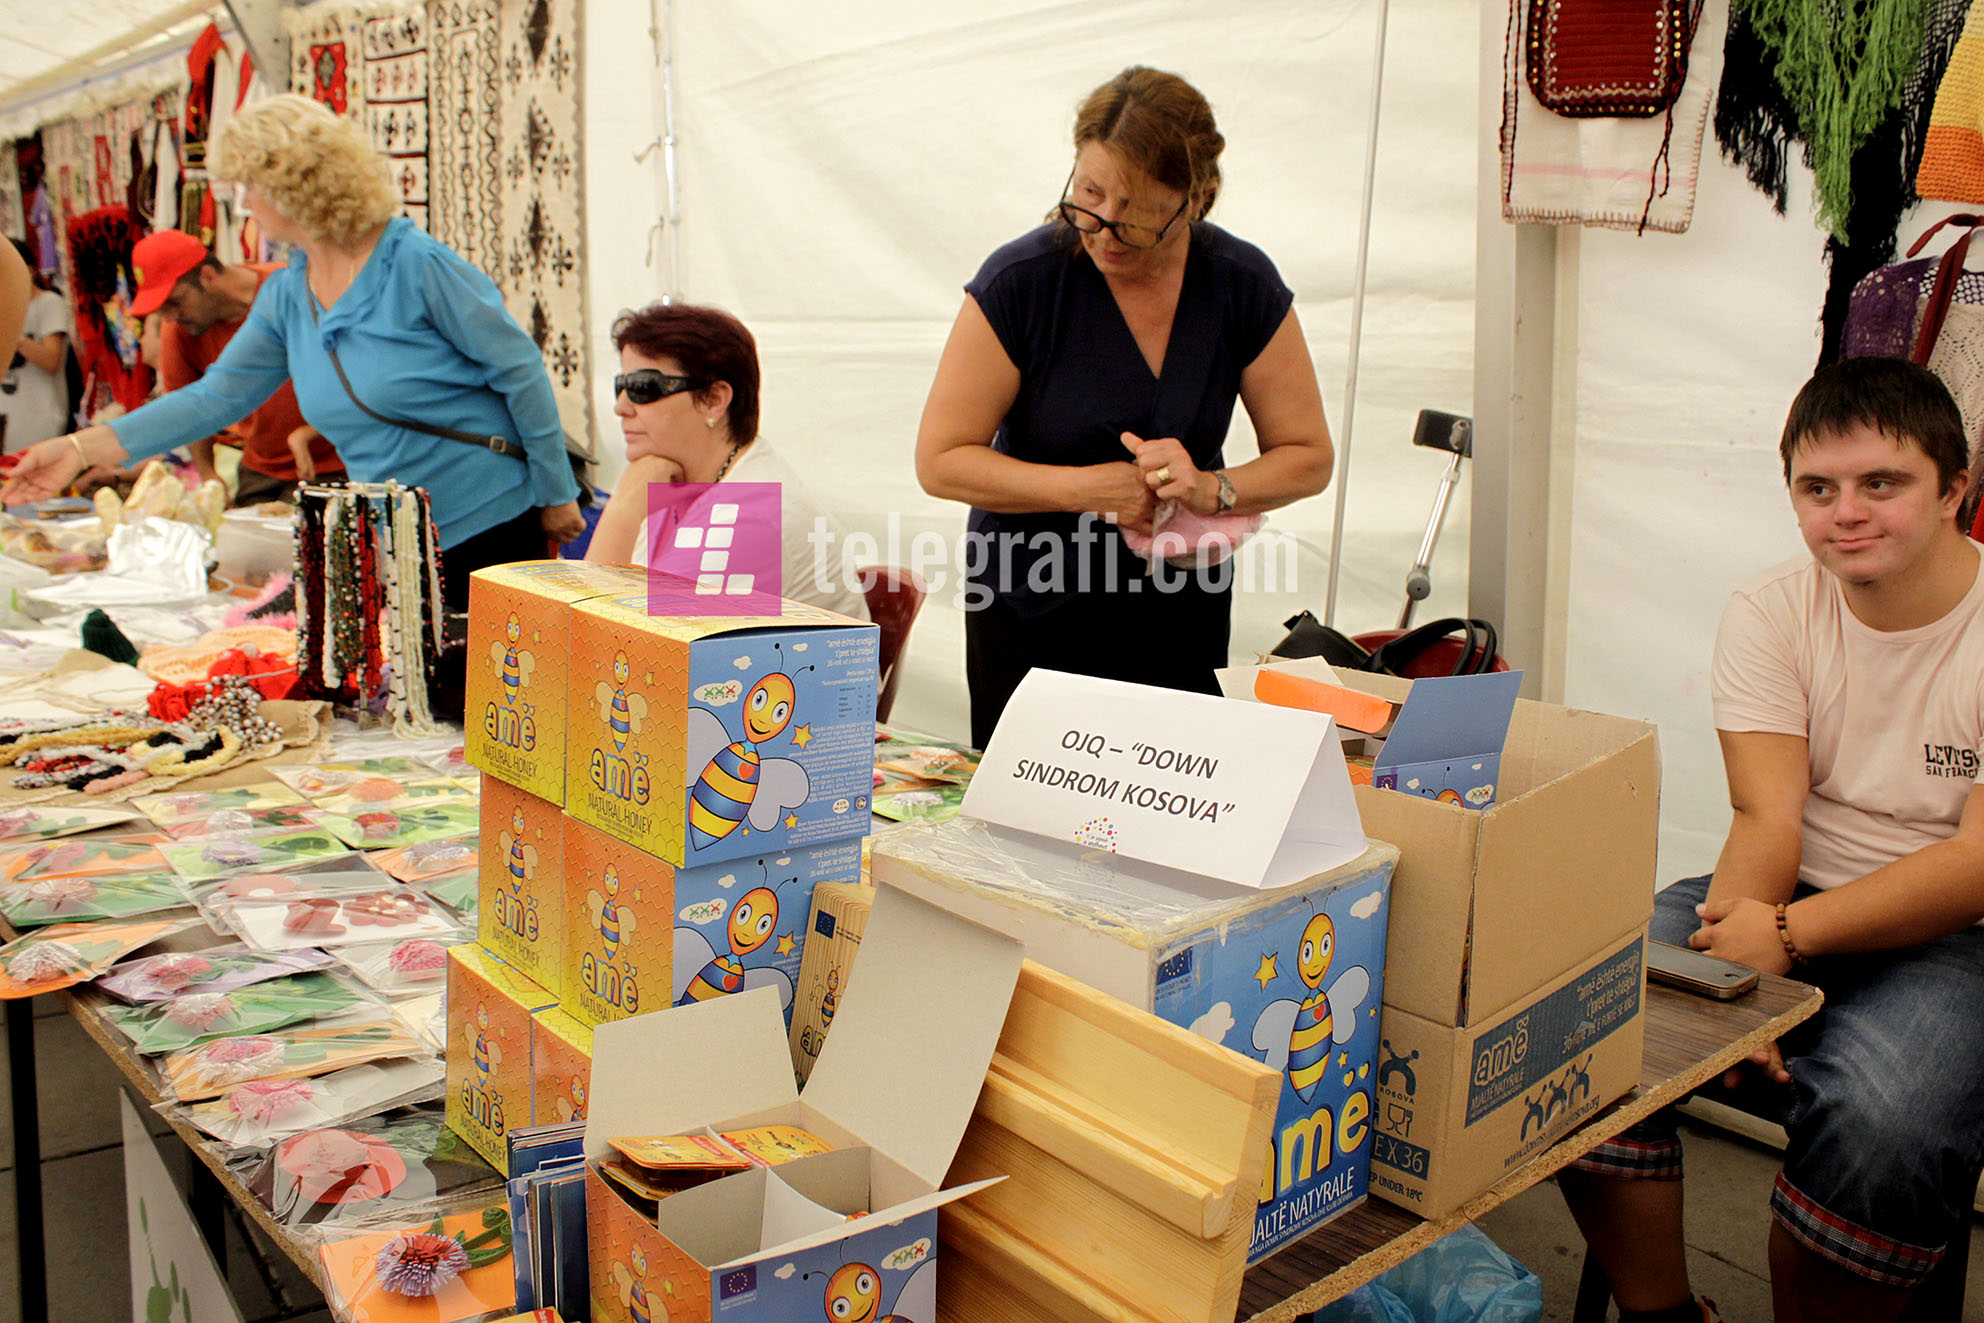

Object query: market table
[1234,972,1823,1322]
[4,936,1819,1323]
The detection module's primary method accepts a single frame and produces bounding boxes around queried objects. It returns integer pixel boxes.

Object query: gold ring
[1154,466,1173,486]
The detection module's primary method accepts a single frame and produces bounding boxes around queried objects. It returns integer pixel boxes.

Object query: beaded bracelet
[1774,901,1806,965]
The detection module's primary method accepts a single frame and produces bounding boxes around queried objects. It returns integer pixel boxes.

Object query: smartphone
[1647,940,1759,1000]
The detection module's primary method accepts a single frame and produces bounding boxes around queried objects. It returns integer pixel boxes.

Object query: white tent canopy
[3,0,1915,884]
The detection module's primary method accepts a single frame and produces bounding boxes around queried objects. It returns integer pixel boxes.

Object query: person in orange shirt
[128,229,345,505]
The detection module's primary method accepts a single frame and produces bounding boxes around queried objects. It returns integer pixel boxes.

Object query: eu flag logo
[720,1265,757,1299]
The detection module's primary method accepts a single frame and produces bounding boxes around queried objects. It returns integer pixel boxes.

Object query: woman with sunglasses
[917,66,1333,747]
[588,302,869,620]
[0,95,583,595]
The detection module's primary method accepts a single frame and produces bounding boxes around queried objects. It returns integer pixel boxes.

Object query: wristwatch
[1213,469,1238,512]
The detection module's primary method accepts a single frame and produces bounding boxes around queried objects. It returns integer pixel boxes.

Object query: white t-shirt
[634,440,871,622]
[1711,546,1984,890]
[0,290,70,452]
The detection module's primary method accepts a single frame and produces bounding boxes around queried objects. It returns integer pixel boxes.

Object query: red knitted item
[1526,0,1694,118]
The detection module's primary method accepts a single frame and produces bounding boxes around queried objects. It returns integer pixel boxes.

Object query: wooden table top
[1235,973,1824,1322]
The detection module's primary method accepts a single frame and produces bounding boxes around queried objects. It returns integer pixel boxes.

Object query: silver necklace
[711,441,743,483]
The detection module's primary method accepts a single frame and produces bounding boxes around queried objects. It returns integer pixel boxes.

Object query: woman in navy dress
[917,66,1335,747]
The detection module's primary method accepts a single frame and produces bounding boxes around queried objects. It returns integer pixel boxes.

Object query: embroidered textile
[0,142,20,241]
[1525,0,1694,118]
[364,10,431,229]
[1502,0,1727,233]
[1920,0,1984,201]
[426,0,502,274]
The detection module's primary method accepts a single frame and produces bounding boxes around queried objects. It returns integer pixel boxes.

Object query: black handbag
[1271,611,1501,677]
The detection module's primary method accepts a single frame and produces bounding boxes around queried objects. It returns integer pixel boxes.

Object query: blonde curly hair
[209,94,400,244]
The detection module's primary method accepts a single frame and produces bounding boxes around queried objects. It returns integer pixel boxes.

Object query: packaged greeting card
[170,1058,445,1147]
[311,805,482,850]
[0,918,195,997]
[0,804,144,842]
[159,828,351,881]
[133,781,307,827]
[235,1107,503,1227]
[213,887,467,954]
[105,972,368,1054]
[332,937,470,997]
[311,779,479,818]
[160,1012,432,1101]
[271,759,437,799]
[97,945,334,1002]
[0,835,168,883]
[0,871,191,926]
[161,805,322,840]
[420,869,478,920]
[372,836,480,885]
[311,1199,516,1323]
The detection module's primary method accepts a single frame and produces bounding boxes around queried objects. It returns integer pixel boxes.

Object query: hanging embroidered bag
[1525,0,1694,117]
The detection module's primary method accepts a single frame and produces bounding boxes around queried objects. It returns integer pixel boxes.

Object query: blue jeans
[1576,874,1984,1286]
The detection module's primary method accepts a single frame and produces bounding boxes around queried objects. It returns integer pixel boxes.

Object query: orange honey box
[564,592,877,867]
[562,812,859,1030]
[465,561,650,802]
[532,1006,594,1127]
[446,945,558,1173]
[479,777,566,995]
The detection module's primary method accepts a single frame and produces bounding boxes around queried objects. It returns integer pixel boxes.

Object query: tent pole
[659,0,681,300]
[1322,0,1390,628]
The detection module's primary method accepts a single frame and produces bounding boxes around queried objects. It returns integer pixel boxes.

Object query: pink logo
[643,482,785,616]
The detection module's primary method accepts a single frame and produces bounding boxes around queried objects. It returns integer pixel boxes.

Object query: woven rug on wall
[0,141,21,241]
[426,0,501,273]
[289,7,366,116]
[497,0,592,449]
[363,8,430,229]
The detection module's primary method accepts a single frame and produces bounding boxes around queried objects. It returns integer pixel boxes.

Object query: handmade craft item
[314,1204,515,1321]
[0,871,190,926]
[133,780,307,827]
[171,1058,445,1147]
[309,778,476,817]
[240,1110,503,1227]
[161,805,319,840]
[311,804,481,850]
[97,944,333,1002]
[331,936,465,997]
[0,804,144,842]
[271,758,433,798]
[0,835,168,882]
[214,885,464,953]
[0,918,193,997]
[160,1013,431,1100]
[105,971,365,1054]
[159,827,351,880]
[372,835,479,883]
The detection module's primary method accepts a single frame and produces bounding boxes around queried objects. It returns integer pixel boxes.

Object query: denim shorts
[1572,874,1984,1286]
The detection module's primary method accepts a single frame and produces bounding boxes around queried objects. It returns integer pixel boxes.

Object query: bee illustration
[586,863,639,962]
[497,807,536,896]
[470,1004,501,1085]
[596,651,649,756]
[554,1075,587,1123]
[611,1245,664,1323]
[684,648,812,849]
[487,613,536,705]
[821,967,841,1031]
[672,867,795,1010]
[804,1258,936,1323]
[1250,912,1371,1102]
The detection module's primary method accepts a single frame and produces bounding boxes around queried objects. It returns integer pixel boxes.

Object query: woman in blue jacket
[0,94,583,603]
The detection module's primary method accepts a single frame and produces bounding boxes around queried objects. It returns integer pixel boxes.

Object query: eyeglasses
[1057,167,1190,250]
[614,369,707,405]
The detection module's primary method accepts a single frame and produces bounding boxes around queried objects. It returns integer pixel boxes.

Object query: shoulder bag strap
[1907,214,1984,367]
[307,293,524,460]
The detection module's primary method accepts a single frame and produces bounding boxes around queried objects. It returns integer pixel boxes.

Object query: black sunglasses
[614,369,707,405]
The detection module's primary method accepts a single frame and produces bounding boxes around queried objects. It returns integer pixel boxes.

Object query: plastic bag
[210,885,467,954]
[332,936,470,997]
[159,1009,433,1101]
[0,871,191,926]
[306,1193,517,1322]
[230,1105,502,1227]
[97,944,334,1002]
[132,780,308,827]
[104,971,370,1054]
[310,778,477,817]
[158,826,351,881]
[310,804,482,849]
[160,804,321,840]
[373,835,480,884]
[0,834,168,882]
[418,869,478,921]
[270,758,437,799]
[1309,1224,1542,1323]
[169,1058,445,1148]
[0,917,196,997]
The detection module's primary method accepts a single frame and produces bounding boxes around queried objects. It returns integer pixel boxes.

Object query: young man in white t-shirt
[1561,357,1984,1323]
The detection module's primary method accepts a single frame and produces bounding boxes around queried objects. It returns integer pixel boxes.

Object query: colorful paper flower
[201,809,256,837]
[197,1034,284,1077]
[22,877,98,909]
[215,873,297,900]
[201,840,265,868]
[387,939,449,977]
[0,808,37,836]
[5,940,82,983]
[165,993,235,1030]
[349,777,405,802]
[140,953,214,993]
[406,840,472,866]
[374,1232,469,1297]
[346,891,429,927]
[226,1078,316,1122]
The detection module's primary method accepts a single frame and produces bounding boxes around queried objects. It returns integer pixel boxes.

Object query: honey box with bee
[561,812,859,1031]
[564,592,878,867]
[479,777,566,995]
[584,887,1022,1323]
[465,561,651,803]
[531,1007,594,1127]
[446,945,559,1172]
[871,817,1400,1263]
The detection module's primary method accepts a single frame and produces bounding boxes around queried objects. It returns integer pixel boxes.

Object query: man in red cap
[129,229,344,504]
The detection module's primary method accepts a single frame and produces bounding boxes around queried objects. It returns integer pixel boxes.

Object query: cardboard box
[788,880,874,1082]
[1222,666,1660,1029]
[564,592,878,867]
[465,561,649,801]
[870,819,1397,1263]
[585,887,1022,1323]
[1368,929,1647,1218]
[560,813,858,1030]
[532,1007,594,1126]
[446,945,559,1172]
[479,778,565,995]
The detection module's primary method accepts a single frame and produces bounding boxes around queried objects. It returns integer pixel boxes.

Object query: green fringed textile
[1742,0,1928,239]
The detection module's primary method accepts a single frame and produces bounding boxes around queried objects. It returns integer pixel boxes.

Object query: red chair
[858,566,928,723]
